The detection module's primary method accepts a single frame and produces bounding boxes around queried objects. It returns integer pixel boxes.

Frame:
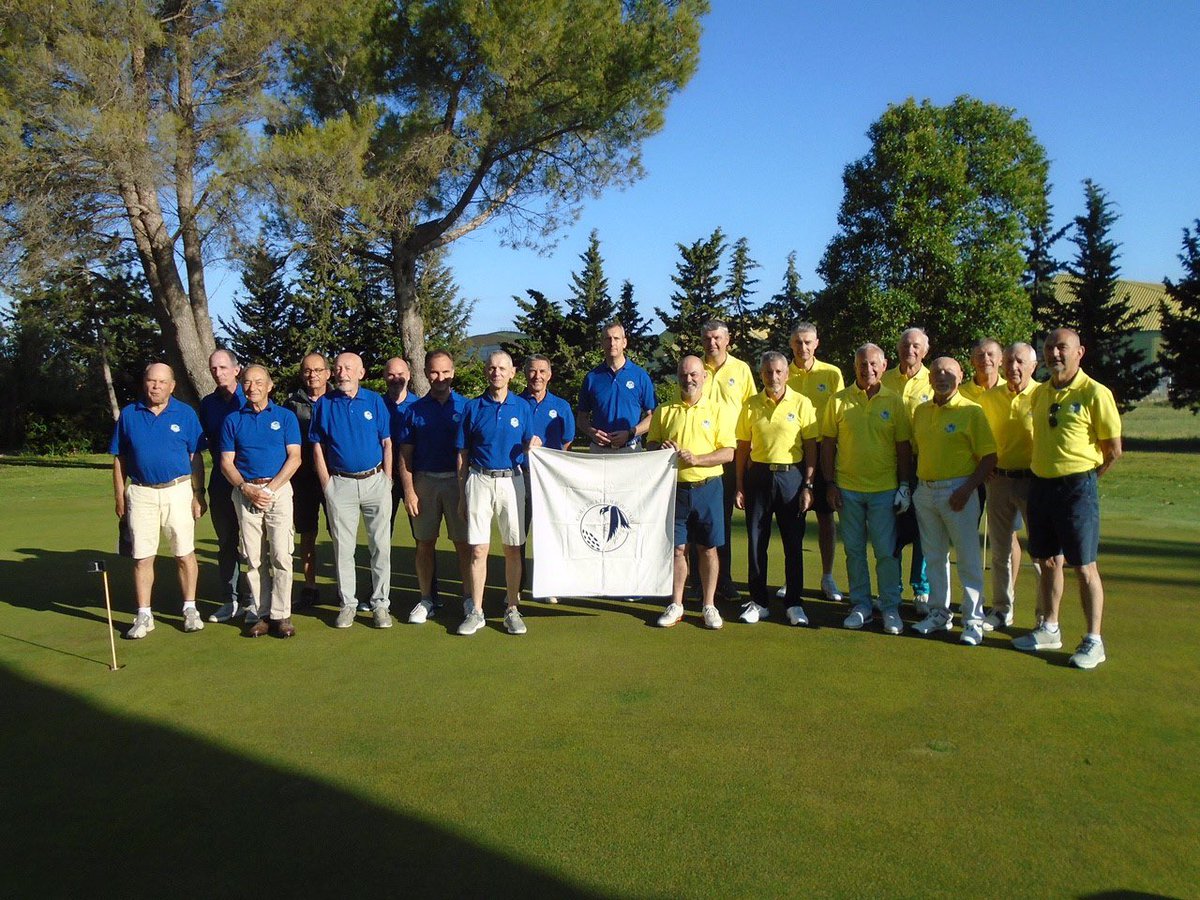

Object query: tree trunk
[392,233,429,396]
[97,328,121,422]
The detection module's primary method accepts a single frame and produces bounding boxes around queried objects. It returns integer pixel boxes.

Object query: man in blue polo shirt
[456,351,541,636]
[398,349,471,625]
[219,364,302,637]
[383,356,417,530]
[310,351,393,629]
[283,352,330,609]
[577,321,657,452]
[201,348,247,624]
[111,363,207,639]
[519,353,574,603]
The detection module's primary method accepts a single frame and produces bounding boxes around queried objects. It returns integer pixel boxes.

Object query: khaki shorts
[465,470,526,546]
[127,479,196,558]
[411,471,468,543]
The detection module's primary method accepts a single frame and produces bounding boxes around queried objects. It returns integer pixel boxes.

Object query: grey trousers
[986,474,1031,616]
[324,470,392,609]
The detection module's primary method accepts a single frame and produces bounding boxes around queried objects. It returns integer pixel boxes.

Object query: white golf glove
[893,483,912,514]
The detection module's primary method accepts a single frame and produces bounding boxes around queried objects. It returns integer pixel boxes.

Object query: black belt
[470,466,516,478]
[332,464,383,479]
[995,467,1032,478]
[131,475,191,489]
[677,476,717,490]
[754,462,799,473]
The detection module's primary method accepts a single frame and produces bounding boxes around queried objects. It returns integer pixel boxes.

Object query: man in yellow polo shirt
[960,338,1003,402]
[734,351,819,625]
[882,327,933,611]
[821,343,913,635]
[700,320,755,602]
[1014,328,1122,669]
[784,322,846,602]
[910,357,997,645]
[979,342,1040,631]
[648,355,737,630]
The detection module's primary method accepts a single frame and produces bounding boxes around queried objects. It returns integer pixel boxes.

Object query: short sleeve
[218,415,238,453]
[820,397,840,440]
[1092,385,1122,442]
[283,409,302,446]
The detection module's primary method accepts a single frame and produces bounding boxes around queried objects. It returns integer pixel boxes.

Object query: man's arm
[677,446,734,468]
[219,450,242,490]
[896,440,914,486]
[949,452,996,512]
[821,437,842,512]
[399,444,419,517]
[312,442,331,490]
[112,455,127,519]
[381,437,393,480]
[190,453,207,519]
[1097,436,1122,477]
[273,444,302,490]
[733,440,751,510]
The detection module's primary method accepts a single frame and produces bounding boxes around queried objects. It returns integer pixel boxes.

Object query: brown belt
[247,477,273,485]
[131,475,191,489]
[332,464,383,479]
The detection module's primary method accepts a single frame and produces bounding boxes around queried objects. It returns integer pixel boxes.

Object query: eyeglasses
[1049,403,1061,428]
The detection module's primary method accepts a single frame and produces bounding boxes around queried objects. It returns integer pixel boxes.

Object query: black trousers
[744,464,808,606]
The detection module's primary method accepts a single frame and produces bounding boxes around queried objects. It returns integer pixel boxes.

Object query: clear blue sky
[218,3,1200,337]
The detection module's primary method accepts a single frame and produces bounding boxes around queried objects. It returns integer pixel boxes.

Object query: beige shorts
[465,470,526,546]
[411,471,468,543]
[127,479,196,558]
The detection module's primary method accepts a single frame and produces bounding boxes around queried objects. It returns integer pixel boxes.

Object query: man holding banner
[647,356,736,630]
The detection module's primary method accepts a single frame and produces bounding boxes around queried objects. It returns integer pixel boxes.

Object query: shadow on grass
[0,454,110,470]
[1122,436,1200,453]
[0,664,601,898]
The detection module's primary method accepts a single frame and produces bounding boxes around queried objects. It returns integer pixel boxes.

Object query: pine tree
[724,237,760,353]
[1159,220,1200,413]
[749,251,812,360]
[1025,216,1070,332]
[1060,179,1159,411]
[415,249,476,357]
[615,279,655,362]
[220,242,298,375]
[655,227,727,373]
[563,230,616,351]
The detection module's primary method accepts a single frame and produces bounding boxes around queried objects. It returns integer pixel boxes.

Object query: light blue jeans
[839,488,902,610]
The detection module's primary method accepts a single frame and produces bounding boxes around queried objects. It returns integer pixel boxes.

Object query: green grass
[2,409,1199,898]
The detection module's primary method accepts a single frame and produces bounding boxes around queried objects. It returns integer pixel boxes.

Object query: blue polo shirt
[386,393,418,446]
[309,387,390,473]
[219,401,302,481]
[521,390,575,450]
[110,397,204,484]
[399,391,466,474]
[199,386,245,463]
[457,391,534,470]
[578,359,657,444]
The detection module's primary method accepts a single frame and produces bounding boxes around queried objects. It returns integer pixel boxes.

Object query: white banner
[528,448,676,598]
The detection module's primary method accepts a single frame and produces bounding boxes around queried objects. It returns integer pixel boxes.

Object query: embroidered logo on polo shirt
[920,393,930,402]
[818,384,828,392]
[625,380,635,389]
[364,411,373,421]
[270,421,281,431]
[452,413,461,422]
[945,423,957,433]
[702,419,711,429]
[727,377,736,386]
[509,417,519,428]
[170,424,181,433]
[1071,402,1081,413]
[548,409,558,419]
[880,410,891,421]
[787,412,796,421]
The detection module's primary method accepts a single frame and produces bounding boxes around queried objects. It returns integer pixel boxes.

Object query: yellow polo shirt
[820,384,911,493]
[960,377,999,403]
[1029,370,1121,478]
[881,365,932,422]
[702,354,755,415]
[736,387,819,464]
[979,380,1038,470]
[649,395,735,483]
[911,392,997,481]
[787,358,845,424]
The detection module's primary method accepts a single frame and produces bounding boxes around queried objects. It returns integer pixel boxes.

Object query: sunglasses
[1049,402,1061,428]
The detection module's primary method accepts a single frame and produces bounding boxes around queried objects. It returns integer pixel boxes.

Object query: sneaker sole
[1069,655,1106,669]
[658,618,682,628]
[374,620,393,629]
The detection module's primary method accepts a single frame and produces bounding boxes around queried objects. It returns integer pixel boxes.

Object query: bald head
[678,355,706,402]
[929,356,962,401]
[383,356,411,400]
[1043,327,1084,386]
[142,363,176,407]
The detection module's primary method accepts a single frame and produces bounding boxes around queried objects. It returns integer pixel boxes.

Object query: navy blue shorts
[1028,470,1100,567]
[673,476,724,548]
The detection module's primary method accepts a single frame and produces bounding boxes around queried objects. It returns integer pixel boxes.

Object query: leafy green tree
[1058,180,1159,411]
[724,237,760,353]
[0,0,311,400]
[816,96,1049,370]
[655,227,727,372]
[1160,221,1200,414]
[268,0,706,393]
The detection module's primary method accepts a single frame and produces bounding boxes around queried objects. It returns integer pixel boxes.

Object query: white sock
[137,607,152,619]
[1086,632,1102,643]
[182,600,196,611]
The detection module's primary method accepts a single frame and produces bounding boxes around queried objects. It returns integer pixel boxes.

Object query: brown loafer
[248,618,271,638]
[274,617,296,638]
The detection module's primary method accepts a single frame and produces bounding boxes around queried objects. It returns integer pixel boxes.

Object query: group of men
[110,319,1121,667]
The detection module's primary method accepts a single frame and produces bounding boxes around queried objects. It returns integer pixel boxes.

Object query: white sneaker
[1069,636,1106,669]
[458,610,486,636]
[182,607,205,633]
[786,605,809,626]
[207,600,242,623]
[335,605,356,629]
[125,611,155,640]
[982,608,1014,632]
[775,585,788,599]
[544,597,559,604]
[913,609,953,634]
[739,601,768,623]
[408,599,434,624]
[882,608,904,635]
[843,604,873,629]
[821,574,843,601]
[960,623,984,646]
[913,593,930,616]
[504,607,527,635]
[657,602,684,628]
[1012,621,1063,652]
[356,600,373,612]
[702,605,723,630]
